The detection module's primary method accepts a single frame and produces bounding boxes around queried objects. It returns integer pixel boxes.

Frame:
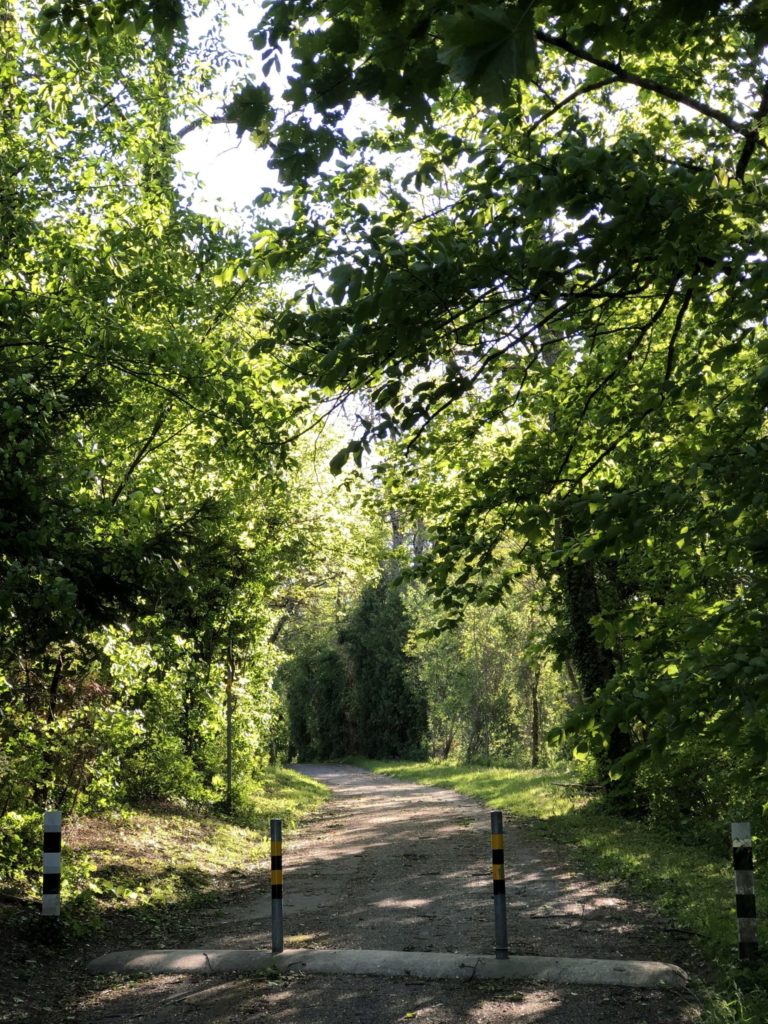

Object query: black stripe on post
[731,822,758,961]
[734,846,754,872]
[43,832,61,853]
[42,811,62,917]
[490,810,508,959]
[736,894,757,919]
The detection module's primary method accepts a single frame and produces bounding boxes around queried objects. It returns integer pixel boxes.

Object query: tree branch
[664,284,694,381]
[735,79,768,180]
[175,114,232,140]
[528,75,620,130]
[536,29,750,137]
[111,406,169,506]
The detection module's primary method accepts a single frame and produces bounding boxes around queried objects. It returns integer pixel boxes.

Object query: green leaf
[225,82,273,140]
[329,448,350,475]
[437,3,538,103]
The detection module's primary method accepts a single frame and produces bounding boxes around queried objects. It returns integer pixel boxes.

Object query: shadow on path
[79,764,699,1024]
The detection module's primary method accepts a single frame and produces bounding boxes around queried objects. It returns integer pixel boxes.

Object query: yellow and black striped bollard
[271,818,284,953]
[491,810,509,959]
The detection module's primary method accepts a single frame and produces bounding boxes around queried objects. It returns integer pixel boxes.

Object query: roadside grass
[0,765,327,937]
[355,759,767,1024]
[0,767,328,1022]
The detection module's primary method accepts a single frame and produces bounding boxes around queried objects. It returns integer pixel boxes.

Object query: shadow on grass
[353,759,768,1024]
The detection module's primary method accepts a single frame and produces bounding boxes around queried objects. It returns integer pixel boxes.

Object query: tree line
[3,0,767,884]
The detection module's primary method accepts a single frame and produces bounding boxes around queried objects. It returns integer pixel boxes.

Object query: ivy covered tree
[340,572,428,759]
[280,544,434,761]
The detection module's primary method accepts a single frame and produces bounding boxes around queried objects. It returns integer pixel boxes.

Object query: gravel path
[78,764,700,1023]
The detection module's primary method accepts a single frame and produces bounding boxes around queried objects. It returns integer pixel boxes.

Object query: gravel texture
[78,764,700,1023]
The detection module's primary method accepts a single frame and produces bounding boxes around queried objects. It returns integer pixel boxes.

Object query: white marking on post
[731,822,758,960]
[42,810,62,918]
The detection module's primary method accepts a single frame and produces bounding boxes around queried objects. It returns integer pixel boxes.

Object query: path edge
[86,948,688,990]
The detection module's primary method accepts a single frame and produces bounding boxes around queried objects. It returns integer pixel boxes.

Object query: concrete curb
[87,948,688,989]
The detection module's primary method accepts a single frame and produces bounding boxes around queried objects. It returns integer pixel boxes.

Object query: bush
[0,810,40,886]
[123,733,209,805]
[633,737,767,849]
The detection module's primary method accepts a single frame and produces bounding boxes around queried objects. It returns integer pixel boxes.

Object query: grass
[53,766,329,926]
[354,759,767,1024]
[0,767,328,1022]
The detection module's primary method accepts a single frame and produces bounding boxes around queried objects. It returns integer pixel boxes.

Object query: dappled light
[4,0,768,1021]
[75,765,696,1023]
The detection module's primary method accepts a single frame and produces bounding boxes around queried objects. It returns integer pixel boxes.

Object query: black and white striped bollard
[491,810,509,959]
[271,818,284,953]
[731,822,758,960]
[42,810,62,917]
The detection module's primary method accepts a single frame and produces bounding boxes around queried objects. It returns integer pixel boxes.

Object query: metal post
[42,810,62,917]
[491,810,508,959]
[731,822,758,960]
[225,641,234,814]
[271,818,284,953]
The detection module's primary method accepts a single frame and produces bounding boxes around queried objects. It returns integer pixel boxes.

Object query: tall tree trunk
[559,526,632,766]
[46,653,64,723]
[225,640,235,814]
[530,667,541,768]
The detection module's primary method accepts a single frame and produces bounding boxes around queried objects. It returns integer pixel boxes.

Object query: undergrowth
[1,766,328,938]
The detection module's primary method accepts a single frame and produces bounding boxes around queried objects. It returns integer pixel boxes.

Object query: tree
[405,577,571,766]
[226,2,768,786]
[277,491,429,761]
[0,1,324,831]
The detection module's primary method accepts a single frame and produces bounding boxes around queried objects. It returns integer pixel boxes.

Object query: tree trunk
[46,653,64,723]
[225,640,235,814]
[530,667,541,768]
[559,532,632,766]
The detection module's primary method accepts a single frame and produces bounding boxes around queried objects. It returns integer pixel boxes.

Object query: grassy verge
[56,767,329,930]
[1,767,328,1022]
[355,759,766,1024]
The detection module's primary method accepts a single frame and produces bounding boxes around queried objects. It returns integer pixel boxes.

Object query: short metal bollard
[271,818,284,953]
[42,810,62,917]
[731,822,758,960]
[491,810,509,959]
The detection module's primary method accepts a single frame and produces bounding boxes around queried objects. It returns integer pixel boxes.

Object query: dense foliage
[283,569,429,760]
[0,1,332,878]
[3,0,768,896]
[406,578,570,766]
[224,0,768,814]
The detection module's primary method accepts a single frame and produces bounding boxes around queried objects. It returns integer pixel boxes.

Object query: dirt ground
[75,765,701,1023]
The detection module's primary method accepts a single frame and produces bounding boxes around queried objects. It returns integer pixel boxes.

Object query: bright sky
[178,121,276,217]
[176,3,279,220]
[176,2,388,224]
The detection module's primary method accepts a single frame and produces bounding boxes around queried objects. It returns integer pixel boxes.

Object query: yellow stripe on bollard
[492,864,504,881]
[491,834,504,850]
[270,818,284,953]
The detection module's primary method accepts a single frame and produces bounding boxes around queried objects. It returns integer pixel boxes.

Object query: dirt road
[79,765,700,1023]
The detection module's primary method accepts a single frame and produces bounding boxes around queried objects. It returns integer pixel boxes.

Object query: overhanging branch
[536,29,749,138]
[175,114,232,140]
